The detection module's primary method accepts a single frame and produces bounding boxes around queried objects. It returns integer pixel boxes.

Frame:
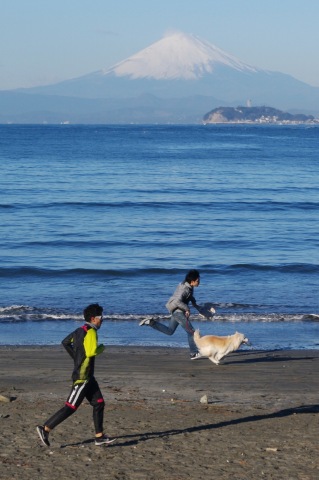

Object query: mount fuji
[102,31,258,80]
[2,32,319,123]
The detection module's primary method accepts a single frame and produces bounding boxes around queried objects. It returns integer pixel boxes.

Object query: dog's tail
[193,329,201,346]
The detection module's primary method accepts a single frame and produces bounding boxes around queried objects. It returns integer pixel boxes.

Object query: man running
[140,269,202,359]
[36,303,115,447]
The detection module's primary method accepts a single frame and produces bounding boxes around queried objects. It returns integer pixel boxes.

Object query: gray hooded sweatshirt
[165,281,197,314]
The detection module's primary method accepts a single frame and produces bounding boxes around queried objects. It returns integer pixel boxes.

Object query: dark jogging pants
[45,377,105,434]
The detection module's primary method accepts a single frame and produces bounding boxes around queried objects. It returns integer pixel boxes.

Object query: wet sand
[0,346,318,479]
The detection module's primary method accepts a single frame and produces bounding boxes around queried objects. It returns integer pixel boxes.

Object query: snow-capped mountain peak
[102,31,258,80]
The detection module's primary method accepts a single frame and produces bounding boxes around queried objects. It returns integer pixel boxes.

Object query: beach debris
[265,447,278,452]
[200,394,208,404]
[0,394,10,403]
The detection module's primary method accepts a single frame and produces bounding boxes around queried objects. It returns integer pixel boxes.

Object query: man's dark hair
[83,303,103,323]
[184,269,200,284]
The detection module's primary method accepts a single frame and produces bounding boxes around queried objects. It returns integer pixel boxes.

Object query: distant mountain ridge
[1,32,319,124]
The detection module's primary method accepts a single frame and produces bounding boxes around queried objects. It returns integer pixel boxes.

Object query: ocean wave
[1,263,318,279]
[0,266,177,278]
[0,204,15,209]
[1,200,318,211]
[200,263,319,274]
[0,305,318,324]
[0,305,82,323]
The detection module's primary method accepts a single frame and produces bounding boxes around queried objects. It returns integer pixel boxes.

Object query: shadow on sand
[224,350,315,365]
[60,403,319,449]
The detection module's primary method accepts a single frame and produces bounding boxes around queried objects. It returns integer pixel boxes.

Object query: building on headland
[203,106,318,125]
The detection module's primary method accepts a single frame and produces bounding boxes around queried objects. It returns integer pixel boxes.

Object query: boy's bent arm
[61,332,75,359]
[84,328,105,357]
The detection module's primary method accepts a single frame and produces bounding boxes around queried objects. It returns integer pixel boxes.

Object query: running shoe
[139,317,154,326]
[36,425,50,447]
[190,352,202,360]
[95,435,116,446]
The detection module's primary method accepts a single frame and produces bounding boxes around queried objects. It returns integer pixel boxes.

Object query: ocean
[1,124,318,350]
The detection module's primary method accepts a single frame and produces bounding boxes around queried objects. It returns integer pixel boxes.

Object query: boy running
[36,303,115,447]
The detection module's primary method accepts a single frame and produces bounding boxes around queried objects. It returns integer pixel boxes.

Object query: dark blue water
[1,124,318,348]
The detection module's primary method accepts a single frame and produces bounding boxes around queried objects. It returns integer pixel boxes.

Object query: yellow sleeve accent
[83,328,104,357]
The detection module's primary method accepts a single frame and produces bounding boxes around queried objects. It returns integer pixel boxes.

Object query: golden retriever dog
[194,330,250,365]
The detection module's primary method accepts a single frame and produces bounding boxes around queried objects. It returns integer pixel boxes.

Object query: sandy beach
[0,346,318,479]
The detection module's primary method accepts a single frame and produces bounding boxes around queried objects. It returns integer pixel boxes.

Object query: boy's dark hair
[184,269,200,284]
[83,303,103,322]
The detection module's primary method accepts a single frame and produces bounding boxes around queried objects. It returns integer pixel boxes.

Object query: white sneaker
[139,317,154,326]
[190,352,202,360]
[95,435,116,446]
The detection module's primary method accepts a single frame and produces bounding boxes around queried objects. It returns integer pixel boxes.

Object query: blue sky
[1,0,319,90]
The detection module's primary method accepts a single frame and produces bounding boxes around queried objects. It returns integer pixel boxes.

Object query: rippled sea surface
[1,124,318,348]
